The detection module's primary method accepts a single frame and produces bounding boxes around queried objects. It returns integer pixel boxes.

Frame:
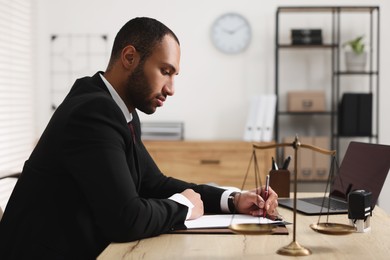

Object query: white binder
[252,95,266,142]
[243,95,277,142]
[262,94,277,142]
[243,96,260,141]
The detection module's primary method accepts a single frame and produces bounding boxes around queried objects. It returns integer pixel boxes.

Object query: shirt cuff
[168,193,194,220]
[220,188,241,213]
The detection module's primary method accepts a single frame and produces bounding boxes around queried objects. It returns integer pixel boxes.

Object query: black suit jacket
[0,72,225,259]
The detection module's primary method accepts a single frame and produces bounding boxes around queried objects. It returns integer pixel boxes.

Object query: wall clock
[211,13,252,54]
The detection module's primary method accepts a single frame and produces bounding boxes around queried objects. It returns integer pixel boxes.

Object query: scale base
[277,241,311,256]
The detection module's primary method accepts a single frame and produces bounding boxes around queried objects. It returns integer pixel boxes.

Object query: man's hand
[181,189,204,220]
[234,186,278,217]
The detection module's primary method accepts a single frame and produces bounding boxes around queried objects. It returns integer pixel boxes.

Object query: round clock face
[211,13,252,54]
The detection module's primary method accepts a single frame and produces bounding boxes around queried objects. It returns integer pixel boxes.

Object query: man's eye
[162,69,170,75]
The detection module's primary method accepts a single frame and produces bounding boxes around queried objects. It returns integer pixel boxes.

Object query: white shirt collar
[99,73,133,123]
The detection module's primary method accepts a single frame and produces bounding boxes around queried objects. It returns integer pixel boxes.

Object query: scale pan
[229,224,275,235]
[310,222,356,235]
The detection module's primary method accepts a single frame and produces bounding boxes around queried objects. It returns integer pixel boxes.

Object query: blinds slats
[0,0,34,178]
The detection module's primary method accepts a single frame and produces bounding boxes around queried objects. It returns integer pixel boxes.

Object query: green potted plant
[343,35,367,72]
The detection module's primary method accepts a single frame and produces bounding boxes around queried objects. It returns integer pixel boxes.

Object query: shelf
[335,71,378,76]
[275,5,380,163]
[278,111,333,116]
[278,6,379,13]
[336,134,378,138]
[278,44,336,49]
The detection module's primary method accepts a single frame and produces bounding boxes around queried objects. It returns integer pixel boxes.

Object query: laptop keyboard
[301,197,347,210]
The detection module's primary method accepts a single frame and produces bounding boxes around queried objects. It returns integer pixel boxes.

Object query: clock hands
[232,23,248,33]
[221,23,248,34]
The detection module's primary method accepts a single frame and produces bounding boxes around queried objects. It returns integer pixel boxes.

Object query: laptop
[278,141,390,215]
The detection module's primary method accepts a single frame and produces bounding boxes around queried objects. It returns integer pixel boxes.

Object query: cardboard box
[283,136,330,181]
[283,136,313,180]
[313,136,330,181]
[283,136,312,181]
[288,91,326,112]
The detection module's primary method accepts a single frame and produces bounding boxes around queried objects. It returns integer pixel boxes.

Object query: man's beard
[126,64,156,114]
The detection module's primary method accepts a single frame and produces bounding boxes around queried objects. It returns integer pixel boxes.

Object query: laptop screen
[330,142,390,208]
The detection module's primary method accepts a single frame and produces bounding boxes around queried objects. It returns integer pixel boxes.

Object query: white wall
[33,0,390,213]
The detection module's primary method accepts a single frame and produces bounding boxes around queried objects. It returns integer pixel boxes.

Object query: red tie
[128,122,136,143]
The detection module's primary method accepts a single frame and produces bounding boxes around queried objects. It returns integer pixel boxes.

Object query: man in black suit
[0,17,278,259]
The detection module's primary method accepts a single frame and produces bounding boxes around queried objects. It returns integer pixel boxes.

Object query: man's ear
[121,45,138,70]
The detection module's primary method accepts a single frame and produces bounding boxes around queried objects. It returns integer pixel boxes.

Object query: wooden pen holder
[269,169,290,198]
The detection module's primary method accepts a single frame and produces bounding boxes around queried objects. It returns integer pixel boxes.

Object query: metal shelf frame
[274,6,380,162]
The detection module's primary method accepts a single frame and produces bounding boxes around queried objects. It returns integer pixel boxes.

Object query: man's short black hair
[108,17,180,66]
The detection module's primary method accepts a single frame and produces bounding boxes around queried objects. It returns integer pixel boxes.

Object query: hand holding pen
[232,185,278,217]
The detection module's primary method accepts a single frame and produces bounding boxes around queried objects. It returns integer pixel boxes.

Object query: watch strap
[228,192,239,213]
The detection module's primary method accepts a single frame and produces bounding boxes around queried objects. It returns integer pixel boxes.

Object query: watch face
[211,13,251,54]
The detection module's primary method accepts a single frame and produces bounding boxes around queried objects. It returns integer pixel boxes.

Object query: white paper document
[184,214,283,229]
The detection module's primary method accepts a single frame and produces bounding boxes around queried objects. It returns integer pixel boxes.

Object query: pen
[271,157,279,170]
[282,155,291,170]
[263,174,270,218]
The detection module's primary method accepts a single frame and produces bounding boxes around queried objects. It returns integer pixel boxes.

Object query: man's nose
[164,81,175,96]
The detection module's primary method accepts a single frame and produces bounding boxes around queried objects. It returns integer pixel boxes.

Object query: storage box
[283,136,313,180]
[283,136,330,181]
[313,136,330,181]
[287,91,326,112]
[291,29,323,45]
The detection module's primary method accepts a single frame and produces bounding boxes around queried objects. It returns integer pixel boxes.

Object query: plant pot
[345,51,367,72]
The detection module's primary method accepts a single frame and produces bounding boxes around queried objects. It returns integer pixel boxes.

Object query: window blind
[0,0,34,178]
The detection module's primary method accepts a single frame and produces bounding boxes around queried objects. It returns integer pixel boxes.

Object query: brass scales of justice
[228,136,356,257]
